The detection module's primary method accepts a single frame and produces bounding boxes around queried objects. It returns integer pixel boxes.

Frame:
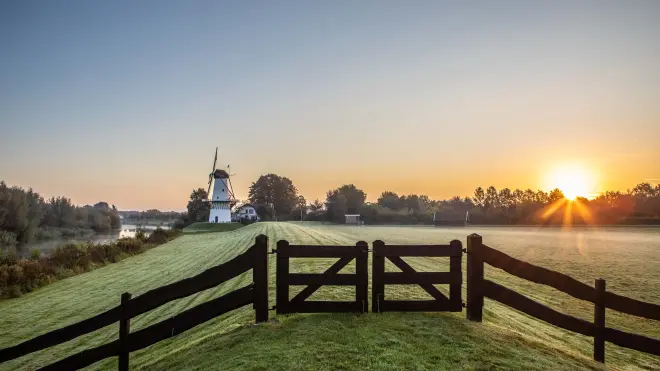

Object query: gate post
[118,292,132,371]
[594,278,606,362]
[449,240,463,312]
[275,240,290,315]
[356,241,369,313]
[372,240,385,313]
[253,234,269,323]
[466,234,484,322]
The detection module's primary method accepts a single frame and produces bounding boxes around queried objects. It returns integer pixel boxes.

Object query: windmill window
[222,189,225,192]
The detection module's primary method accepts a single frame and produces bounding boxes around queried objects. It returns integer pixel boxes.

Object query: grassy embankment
[1,223,658,370]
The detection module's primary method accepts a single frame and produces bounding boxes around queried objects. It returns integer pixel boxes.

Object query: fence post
[372,240,385,313]
[594,278,606,363]
[466,234,484,322]
[118,292,132,371]
[356,241,369,313]
[449,240,463,312]
[253,234,269,323]
[275,240,290,315]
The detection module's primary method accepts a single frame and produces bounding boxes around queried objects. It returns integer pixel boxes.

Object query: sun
[545,165,594,200]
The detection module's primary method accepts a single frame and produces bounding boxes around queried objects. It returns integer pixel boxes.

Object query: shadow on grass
[139,312,603,371]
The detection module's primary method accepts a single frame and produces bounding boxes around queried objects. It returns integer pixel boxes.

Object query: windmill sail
[206,147,218,197]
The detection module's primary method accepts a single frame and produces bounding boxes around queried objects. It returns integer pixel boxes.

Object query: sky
[1,0,659,210]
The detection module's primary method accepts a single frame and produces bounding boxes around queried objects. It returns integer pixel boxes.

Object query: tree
[309,199,324,214]
[485,186,499,209]
[632,183,657,198]
[473,187,486,209]
[187,188,210,222]
[291,195,307,220]
[498,188,514,209]
[548,188,565,203]
[326,184,366,215]
[377,191,401,210]
[248,174,301,217]
[325,193,347,222]
[534,190,549,203]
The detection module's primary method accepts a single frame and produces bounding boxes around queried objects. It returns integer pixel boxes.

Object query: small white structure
[345,214,361,225]
[206,148,236,223]
[234,204,259,222]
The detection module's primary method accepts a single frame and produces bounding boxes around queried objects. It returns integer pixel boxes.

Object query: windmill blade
[227,177,236,200]
[211,147,218,173]
[207,178,212,199]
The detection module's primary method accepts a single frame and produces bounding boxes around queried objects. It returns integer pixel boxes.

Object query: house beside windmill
[206,148,237,223]
[233,204,259,222]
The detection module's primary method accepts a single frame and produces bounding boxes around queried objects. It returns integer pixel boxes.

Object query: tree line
[0,181,121,245]
[181,174,660,226]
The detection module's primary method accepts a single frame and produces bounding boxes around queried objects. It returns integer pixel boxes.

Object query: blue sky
[1,1,659,210]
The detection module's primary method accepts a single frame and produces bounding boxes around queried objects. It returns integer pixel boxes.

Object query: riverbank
[0,228,181,299]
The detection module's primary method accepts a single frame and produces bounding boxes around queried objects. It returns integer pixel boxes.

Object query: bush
[0,231,17,246]
[0,229,181,298]
[89,245,107,263]
[0,248,18,265]
[30,248,41,260]
[116,238,144,254]
[134,230,148,243]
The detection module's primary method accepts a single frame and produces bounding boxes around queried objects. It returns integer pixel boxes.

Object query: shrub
[1,248,18,265]
[89,245,107,263]
[0,230,180,298]
[7,285,22,298]
[134,230,148,243]
[0,231,17,246]
[0,265,9,287]
[30,248,41,260]
[116,238,144,254]
[7,265,24,286]
[146,228,168,244]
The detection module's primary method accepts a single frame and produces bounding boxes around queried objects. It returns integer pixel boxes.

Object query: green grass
[182,222,244,234]
[1,223,658,370]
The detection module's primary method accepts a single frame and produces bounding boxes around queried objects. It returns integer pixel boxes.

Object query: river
[9,224,170,257]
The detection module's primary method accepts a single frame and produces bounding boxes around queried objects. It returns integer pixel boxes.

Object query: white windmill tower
[206,147,237,223]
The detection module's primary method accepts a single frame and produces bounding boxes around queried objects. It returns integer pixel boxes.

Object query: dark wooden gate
[275,240,369,314]
[372,240,463,313]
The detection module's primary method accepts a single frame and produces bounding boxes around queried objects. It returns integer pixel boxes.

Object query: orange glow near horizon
[540,197,595,227]
[544,165,596,200]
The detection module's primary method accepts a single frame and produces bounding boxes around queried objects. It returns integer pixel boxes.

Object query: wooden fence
[0,235,269,371]
[465,233,660,363]
[2,234,658,369]
[372,240,463,312]
[275,240,369,314]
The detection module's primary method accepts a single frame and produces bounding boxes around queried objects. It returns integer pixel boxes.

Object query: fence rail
[0,235,270,371]
[466,233,660,363]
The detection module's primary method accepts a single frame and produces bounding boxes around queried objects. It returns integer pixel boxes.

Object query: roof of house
[237,204,256,210]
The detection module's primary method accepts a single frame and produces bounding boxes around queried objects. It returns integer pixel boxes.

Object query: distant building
[345,214,362,226]
[433,211,468,227]
[233,204,259,222]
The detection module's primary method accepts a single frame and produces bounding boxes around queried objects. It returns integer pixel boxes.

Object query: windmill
[206,147,237,223]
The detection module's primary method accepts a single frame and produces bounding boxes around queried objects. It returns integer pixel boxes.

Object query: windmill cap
[213,169,230,178]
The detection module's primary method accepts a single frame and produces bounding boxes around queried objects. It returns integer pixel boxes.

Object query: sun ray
[573,198,594,224]
[542,199,567,220]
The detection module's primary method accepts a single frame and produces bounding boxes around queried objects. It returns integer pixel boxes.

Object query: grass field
[1,222,658,370]
[182,222,244,234]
